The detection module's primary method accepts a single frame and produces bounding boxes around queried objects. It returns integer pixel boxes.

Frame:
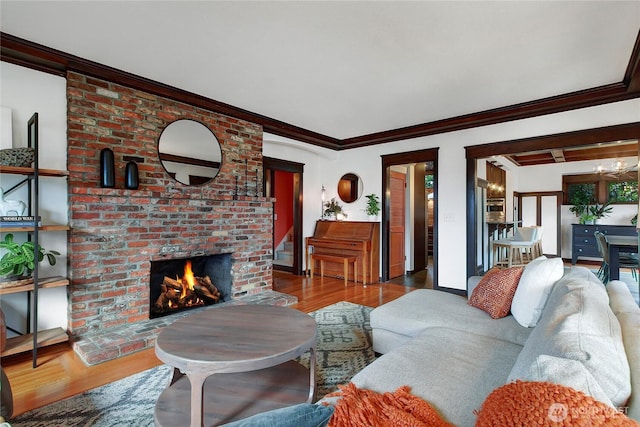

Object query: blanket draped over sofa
[325,383,454,427]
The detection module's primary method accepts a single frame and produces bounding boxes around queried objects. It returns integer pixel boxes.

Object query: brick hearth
[65,72,279,364]
[74,290,297,366]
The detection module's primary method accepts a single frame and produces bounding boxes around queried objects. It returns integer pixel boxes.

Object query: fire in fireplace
[149,254,232,318]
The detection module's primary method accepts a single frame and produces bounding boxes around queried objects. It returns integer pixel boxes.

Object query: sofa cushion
[522,355,613,407]
[468,266,523,319]
[349,327,523,427]
[510,256,564,327]
[608,280,640,315]
[476,380,636,427]
[370,289,531,354]
[608,278,640,422]
[508,267,631,408]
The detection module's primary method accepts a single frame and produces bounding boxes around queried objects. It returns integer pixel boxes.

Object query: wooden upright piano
[305,220,380,284]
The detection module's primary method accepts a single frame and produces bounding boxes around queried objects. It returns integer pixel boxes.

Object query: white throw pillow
[511,256,563,327]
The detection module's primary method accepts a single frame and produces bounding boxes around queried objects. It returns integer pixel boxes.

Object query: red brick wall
[66,72,273,338]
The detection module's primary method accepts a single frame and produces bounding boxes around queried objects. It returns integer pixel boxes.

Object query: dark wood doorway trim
[382,148,439,287]
[465,122,640,283]
[263,157,304,275]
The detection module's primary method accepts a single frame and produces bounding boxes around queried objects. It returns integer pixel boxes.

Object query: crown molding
[2,30,639,151]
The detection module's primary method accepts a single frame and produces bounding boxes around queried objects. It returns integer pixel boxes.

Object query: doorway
[465,122,640,281]
[389,170,406,278]
[514,191,562,257]
[382,149,439,286]
[263,157,304,275]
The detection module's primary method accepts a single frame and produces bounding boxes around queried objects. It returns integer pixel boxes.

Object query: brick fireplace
[66,72,276,364]
[149,253,232,318]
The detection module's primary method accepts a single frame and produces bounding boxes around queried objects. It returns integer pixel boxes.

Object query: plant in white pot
[364,194,380,221]
[323,198,347,220]
[0,233,59,280]
[589,202,613,224]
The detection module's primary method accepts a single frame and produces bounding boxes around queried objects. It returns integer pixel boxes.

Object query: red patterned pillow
[469,267,523,319]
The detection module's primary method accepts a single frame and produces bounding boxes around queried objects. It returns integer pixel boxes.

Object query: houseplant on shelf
[323,198,347,220]
[364,194,380,221]
[0,233,59,280]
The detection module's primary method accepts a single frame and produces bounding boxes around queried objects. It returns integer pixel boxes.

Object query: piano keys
[305,220,380,284]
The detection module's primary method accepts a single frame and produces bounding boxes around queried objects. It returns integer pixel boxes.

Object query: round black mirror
[158,119,222,186]
[337,173,362,203]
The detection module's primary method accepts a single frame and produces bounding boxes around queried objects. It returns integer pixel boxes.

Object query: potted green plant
[363,194,380,220]
[579,212,597,225]
[589,202,613,223]
[323,198,347,220]
[0,233,59,279]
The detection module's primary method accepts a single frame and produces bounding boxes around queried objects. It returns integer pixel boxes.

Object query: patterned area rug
[10,301,374,427]
[298,301,375,398]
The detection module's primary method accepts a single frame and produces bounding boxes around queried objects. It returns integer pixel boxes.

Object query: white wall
[4,61,639,300]
[1,62,68,335]
[265,98,640,291]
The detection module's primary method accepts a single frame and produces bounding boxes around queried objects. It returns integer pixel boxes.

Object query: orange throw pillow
[468,267,523,319]
[475,380,638,426]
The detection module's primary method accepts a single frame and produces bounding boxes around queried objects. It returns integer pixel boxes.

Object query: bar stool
[492,226,539,268]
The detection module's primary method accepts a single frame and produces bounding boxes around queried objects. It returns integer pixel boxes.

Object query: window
[563,173,637,205]
[567,183,595,205]
[608,181,638,203]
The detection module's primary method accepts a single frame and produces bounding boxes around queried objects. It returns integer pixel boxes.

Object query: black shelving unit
[0,113,70,368]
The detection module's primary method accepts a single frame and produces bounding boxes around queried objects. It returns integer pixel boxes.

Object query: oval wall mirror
[337,172,363,203]
[158,119,222,186]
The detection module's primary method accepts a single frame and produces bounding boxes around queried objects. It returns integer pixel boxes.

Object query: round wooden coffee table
[154,304,317,427]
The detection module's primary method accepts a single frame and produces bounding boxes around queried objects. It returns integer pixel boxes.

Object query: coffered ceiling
[506,140,639,167]
[1,1,639,151]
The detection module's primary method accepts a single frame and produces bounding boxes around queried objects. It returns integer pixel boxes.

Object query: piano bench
[310,253,358,286]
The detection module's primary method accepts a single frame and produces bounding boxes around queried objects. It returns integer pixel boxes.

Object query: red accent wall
[273,170,294,246]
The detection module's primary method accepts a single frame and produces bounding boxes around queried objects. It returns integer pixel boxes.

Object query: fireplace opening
[149,254,232,319]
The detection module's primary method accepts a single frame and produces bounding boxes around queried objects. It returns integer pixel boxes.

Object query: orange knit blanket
[324,383,455,427]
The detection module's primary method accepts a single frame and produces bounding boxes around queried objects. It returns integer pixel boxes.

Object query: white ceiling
[1,1,639,140]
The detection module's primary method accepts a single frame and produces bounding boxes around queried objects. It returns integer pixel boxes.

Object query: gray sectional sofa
[345,265,639,426]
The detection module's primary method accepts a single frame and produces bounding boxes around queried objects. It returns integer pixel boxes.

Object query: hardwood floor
[2,270,422,417]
